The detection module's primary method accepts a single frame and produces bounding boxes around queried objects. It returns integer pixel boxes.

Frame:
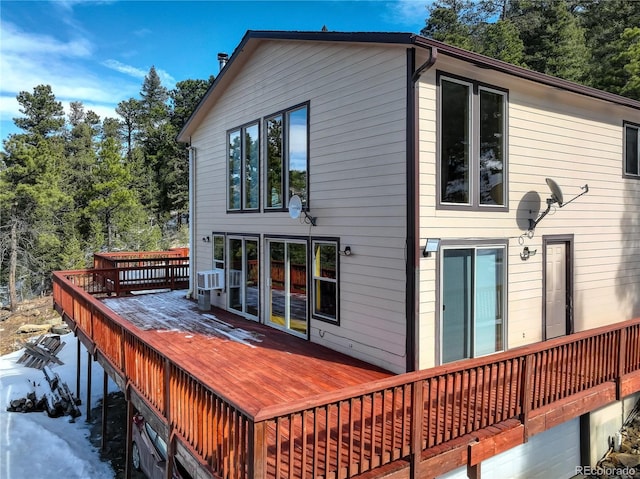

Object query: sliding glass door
[441,245,505,363]
[228,236,259,319]
[267,239,308,337]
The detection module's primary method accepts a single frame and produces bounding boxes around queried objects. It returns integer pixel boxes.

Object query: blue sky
[0,0,430,144]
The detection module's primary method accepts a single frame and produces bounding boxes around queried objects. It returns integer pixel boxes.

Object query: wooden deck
[101,289,393,415]
[51,253,640,479]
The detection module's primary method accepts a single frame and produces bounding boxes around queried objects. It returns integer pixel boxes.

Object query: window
[624,121,640,178]
[440,244,505,363]
[267,238,308,336]
[265,104,309,209]
[228,122,259,211]
[228,236,259,318]
[312,240,338,322]
[439,74,507,208]
[212,234,225,270]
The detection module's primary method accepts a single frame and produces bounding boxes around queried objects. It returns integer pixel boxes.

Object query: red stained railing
[52,254,640,479]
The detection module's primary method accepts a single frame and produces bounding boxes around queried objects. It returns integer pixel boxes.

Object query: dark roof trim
[178,30,639,142]
[412,35,640,110]
[243,30,416,44]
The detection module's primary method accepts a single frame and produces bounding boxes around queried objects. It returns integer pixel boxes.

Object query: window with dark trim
[312,240,338,323]
[438,74,507,209]
[228,122,259,211]
[624,121,640,178]
[265,104,309,210]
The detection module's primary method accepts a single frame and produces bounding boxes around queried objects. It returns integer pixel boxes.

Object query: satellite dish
[528,178,589,231]
[545,178,564,206]
[288,195,302,219]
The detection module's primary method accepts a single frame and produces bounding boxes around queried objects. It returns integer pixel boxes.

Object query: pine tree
[0,86,70,308]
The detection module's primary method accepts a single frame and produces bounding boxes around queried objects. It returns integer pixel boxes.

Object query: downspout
[187,144,196,299]
[406,45,437,373]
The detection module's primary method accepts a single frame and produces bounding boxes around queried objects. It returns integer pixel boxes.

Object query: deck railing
[93,248,189,269]
[52,262,640,479]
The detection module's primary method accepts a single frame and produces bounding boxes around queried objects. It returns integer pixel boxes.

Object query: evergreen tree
[13,85,65,138]
[164,77,214,227]
[614,27,640,100]
[85,134,146,250]
[0,85,70,307]
[480,19,527,66]
[580,0,640,95]
[421,0,476,50]
[115,98,142,160]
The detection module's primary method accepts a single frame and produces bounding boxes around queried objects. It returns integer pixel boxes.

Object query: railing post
[521,355,533,442]
[120,327,127,374]
[411,379,424,477]
[617,328,627,400]
[164,358,171,420]
[248,420,267,479]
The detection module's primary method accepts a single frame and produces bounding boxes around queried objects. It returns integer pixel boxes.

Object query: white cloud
[102,59,148,79]
[102,59,176,88]
[0,21,93,57]
[0,19,140,138]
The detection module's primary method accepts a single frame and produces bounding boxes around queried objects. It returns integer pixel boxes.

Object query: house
[53,30,640,479]
[176,30,640,477]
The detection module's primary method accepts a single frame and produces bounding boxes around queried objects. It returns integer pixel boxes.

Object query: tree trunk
[9,219,18,311]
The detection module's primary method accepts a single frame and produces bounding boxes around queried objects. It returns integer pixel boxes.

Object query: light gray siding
[418,53,640,369]
[191,40,410,373]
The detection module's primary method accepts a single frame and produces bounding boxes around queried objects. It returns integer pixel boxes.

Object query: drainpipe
[406,45,437,373]
[187,145,196,299]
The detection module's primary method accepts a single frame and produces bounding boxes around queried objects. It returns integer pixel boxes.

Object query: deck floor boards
[102,290,393,416]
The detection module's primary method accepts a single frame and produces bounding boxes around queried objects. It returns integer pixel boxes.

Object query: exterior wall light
[202,236,210,242]
[423,238,440,257]
[339,246,352,256]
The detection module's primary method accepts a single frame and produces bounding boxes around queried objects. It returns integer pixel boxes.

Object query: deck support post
[165,431,176,479]
[467,463,481,479]
[76,337,81,400]
[125,395,134,479]
[101,370,108,451]
[86,350,92,421]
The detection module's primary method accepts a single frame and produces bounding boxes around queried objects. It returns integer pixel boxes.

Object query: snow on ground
[0,333,116,479]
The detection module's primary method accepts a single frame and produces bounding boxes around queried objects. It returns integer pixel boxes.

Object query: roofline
[413,35,640,111]
[178,30,640,142]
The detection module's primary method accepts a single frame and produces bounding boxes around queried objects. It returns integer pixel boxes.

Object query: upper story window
[265,104,309,210]
[624,121,639,178]
[228,122,259,211]
[438,74,507,209]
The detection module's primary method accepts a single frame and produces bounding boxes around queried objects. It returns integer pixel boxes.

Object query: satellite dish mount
[529,178,588,231]
[288,195,316,226]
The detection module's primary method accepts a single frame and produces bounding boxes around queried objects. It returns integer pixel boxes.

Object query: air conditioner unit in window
[197,269,225,290]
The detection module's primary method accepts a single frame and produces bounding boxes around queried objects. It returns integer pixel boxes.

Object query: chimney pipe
[217,52,229,72]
